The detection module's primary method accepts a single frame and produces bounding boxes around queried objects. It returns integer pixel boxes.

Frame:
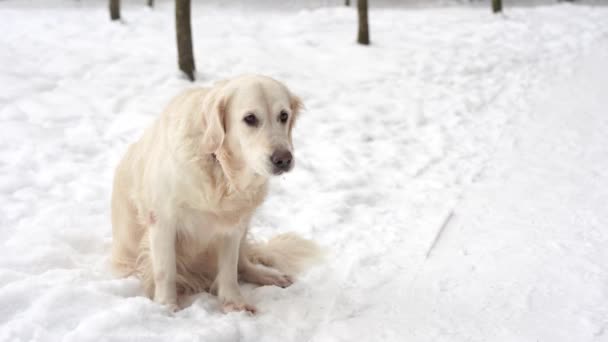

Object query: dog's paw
[155,300,180,313]
[222,300,257,314]
[166,303,180,313]
[262,272,293,288]
[243,267,294,288]
[154,296,180,313]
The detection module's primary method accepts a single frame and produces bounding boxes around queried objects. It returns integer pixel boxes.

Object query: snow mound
[1,1,607,341]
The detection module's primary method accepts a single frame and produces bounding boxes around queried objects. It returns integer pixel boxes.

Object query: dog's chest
[175,185,266,245]
[175,164,268,213]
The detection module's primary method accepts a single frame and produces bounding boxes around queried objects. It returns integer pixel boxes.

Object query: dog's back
[110,87,209,277]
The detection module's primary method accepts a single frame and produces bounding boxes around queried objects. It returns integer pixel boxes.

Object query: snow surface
[1,1,608,341]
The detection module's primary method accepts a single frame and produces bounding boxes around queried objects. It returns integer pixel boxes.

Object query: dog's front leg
[215,228,256,313]
[149,218,178,311]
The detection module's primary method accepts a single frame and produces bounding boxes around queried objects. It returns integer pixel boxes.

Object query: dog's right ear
[200,86,227,154]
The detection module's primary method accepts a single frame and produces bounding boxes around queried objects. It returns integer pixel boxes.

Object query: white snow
[1,1,608,341]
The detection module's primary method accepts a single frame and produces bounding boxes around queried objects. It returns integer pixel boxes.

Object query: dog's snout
[270,150,292,170]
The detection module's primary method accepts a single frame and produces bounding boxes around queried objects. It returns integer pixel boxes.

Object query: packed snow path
[1,2,607,341]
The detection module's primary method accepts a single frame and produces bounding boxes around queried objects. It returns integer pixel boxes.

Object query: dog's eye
[243,114,258,126]
[279,111,289,124]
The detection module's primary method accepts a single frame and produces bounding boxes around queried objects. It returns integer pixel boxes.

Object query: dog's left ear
[201,86,227,154]
[289,93,303,133]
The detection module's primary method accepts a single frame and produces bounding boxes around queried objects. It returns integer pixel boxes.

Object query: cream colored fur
[111,75,321,313]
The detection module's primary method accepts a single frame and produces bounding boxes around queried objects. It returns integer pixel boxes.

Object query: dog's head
[200,75,302,178]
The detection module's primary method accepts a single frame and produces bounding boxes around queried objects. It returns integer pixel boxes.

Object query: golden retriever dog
[110,75,320,313]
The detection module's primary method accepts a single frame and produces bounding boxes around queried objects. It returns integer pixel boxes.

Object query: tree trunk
[345,0,350,6]
[357,0,370,45]
[109,0,120,21]
[492,0,502,13]
[148,0,154,7]
[175,0,195,81]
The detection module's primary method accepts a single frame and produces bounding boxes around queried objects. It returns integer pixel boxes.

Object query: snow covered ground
[1,1,608,341]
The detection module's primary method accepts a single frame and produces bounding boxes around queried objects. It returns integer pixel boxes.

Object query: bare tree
[357,0,370,45]
[175,0,196,81]
[148,0,154,8]
[110,0,120,20]
[492,0,502,13]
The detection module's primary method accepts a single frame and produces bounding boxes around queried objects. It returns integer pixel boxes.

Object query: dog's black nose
[270,150,293,170]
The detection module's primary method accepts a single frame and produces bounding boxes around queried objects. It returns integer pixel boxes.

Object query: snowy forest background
[1,0,608,341]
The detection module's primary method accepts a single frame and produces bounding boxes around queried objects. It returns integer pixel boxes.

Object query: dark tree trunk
[110,0,120,20]
[345,0,350,6]
[148,0,154,7]
[357,0,370,45]
[492,0,502,13]
[175,0,195,81]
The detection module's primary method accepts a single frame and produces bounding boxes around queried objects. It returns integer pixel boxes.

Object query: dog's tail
[246,233,323,276]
